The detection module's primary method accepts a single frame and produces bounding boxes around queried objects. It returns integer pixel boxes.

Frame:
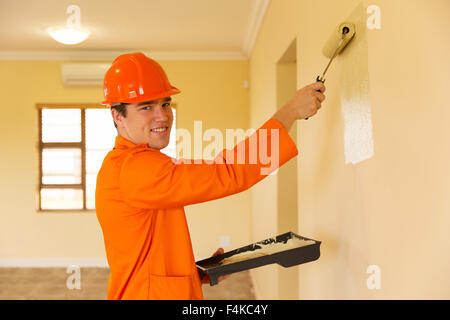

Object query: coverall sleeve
[119,118,298,209]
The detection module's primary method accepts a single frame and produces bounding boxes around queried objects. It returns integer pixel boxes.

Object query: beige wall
[249,0,450,299]
[0,59,250,264]
[1,0,449,300]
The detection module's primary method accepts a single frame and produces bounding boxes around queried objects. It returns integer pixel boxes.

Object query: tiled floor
[0,268,255,300]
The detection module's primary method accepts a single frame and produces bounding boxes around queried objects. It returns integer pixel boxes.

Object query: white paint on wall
[340,3,375,165]
[342,95,374,164]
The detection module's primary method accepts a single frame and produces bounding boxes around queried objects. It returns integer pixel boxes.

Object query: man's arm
[118,81,326,210]
[119,118,297,209]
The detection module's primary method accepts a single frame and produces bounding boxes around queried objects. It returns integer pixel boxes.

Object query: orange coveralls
[95,118,298,299]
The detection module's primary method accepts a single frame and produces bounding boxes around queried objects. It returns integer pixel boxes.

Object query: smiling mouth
[150,126,168,133]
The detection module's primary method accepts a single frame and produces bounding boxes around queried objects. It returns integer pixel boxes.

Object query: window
[37,104,177,211]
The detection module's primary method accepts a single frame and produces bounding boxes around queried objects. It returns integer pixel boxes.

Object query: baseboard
[0,258,109,268]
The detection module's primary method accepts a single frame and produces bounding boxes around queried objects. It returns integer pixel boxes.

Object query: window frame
[37,103,103,212]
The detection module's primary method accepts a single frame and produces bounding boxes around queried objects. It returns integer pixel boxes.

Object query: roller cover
[322,22,356,58]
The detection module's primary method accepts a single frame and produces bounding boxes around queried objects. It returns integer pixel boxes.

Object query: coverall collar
[114,135,151,151]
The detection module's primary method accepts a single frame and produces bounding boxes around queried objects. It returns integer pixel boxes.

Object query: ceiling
[0,0,270,60]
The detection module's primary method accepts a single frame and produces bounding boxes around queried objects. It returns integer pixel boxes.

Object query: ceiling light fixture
[48,27,90,45]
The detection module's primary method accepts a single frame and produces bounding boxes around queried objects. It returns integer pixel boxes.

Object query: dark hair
[111,104,128,129]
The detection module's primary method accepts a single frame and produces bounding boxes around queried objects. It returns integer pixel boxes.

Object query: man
[95,52,325,300]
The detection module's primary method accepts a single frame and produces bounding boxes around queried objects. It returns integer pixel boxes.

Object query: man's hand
[272,81,326,132]
[290,81,326,120]
[199,247,231,285]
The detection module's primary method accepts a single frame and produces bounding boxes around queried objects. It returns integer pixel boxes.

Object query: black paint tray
[196,231,321,286]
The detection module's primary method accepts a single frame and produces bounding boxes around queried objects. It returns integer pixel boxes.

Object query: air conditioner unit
[61,63,111,86]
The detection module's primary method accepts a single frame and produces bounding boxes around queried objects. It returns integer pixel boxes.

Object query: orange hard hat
[102,52,180,106]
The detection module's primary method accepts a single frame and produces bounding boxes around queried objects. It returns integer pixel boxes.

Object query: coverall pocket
[148,274,195,300]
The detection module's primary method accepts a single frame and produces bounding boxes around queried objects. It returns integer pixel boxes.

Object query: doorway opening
[276,38,299,300]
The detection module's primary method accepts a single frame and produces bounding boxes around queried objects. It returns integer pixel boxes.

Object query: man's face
[114,97,173,150]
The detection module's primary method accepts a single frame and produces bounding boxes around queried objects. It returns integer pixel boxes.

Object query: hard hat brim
[102,86,181,107]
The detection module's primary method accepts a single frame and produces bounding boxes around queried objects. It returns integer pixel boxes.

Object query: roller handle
[305,76,325,120]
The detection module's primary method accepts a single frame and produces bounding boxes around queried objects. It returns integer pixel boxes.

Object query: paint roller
[305,22,356,120]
